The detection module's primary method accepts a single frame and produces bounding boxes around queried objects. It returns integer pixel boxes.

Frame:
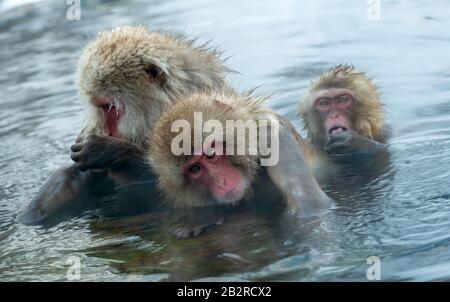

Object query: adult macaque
[148,91,331,238]
[298,65,390,178]
[16,26,230,226]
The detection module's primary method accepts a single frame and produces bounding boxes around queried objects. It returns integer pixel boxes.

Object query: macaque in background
[148,91,331,238]
[16,25,231,226]
[298,65,390,179]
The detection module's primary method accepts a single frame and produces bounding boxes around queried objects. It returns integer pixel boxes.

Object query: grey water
[0,0,449,281]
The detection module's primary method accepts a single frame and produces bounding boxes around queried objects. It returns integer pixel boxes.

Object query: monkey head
[149,92,266,209]
[77,25,229,146]
[298,65,385,148]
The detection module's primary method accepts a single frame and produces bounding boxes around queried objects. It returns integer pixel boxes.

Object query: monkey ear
[145,63,166,86]
[213,100,233,111]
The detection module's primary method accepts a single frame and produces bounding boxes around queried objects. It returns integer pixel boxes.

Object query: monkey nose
[212,176,225,187]
[331,112,340,118]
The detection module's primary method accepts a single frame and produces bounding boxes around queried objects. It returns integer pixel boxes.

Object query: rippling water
[1,0,449,281]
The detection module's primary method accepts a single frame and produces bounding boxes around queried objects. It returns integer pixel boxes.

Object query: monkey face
[149,92,264,209]
[313,88,354,142]
[84,60,166,142]
[299,65,385,148]
[181,147,250,205]
[77,27,172,142]
[77,26,229,146]
[91,96,125,138]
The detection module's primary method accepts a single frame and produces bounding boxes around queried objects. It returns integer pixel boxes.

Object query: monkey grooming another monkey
[148,91,332,238]
[16,25,231,226]
[298,65,390,178]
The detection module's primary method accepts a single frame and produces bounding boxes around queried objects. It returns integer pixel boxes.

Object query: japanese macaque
[148,91,331,238]
[16,25,231,226]
[298,65,390,178]
[299,65,387,155]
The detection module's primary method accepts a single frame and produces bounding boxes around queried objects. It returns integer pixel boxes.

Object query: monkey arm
[263,112,331,184]
[18,132,159,227]
[71,135,152,181]
[325,130,386,156]
[261,114,332,217]
[16,164,160,227]
[15,166,115,226]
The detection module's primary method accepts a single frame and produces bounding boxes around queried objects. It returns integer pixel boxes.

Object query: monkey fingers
[326,130,384,155]
[173,210,225,239]
[71,135,151,183]
[70,135,113,171]
[173,218,224,239]
[325,131,355,155]
[173,226,204,239]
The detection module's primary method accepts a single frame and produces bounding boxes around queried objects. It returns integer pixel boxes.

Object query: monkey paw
[173,216,224,239]
[326,130,382,155]
[70,135,112,171]
[325,130,359,155]
[173,226,205,239]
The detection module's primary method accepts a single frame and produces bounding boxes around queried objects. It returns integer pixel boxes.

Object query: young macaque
[148,91,331,238]
[298,65,390,178]
[16,26,231,226]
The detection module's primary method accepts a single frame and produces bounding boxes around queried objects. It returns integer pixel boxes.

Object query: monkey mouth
[219,188,244,203]
[93,96,125,137]
[328,126,348,135]
[214,179,248,204]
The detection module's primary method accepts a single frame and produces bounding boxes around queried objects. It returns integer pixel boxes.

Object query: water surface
[1,0,449,281]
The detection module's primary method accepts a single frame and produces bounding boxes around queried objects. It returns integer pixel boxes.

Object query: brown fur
[77,25,231,146]
[299,64,385,147]
[149,91,270,209]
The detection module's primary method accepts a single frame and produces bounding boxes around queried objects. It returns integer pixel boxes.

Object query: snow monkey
[298,65,390,179]
[148,91,331,238]
[16,25,231,226]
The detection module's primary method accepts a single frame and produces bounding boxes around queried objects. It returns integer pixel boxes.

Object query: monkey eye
[190,164,201,174]
[336,95,351,104]
[317,98,331,109]
[144,64,165,85]
[144,65,159,78]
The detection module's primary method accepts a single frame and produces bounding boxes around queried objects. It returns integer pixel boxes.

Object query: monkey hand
[173,210,224,239]
[71,135,141,172]
[174,219,224,239]
[173,225,206,239]
[71,135,115,171]
[325,130,383,155]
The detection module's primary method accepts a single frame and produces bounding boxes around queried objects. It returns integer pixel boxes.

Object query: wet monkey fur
[298,65,390,179]
[16,26,232,225]
[148,91,331,238]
